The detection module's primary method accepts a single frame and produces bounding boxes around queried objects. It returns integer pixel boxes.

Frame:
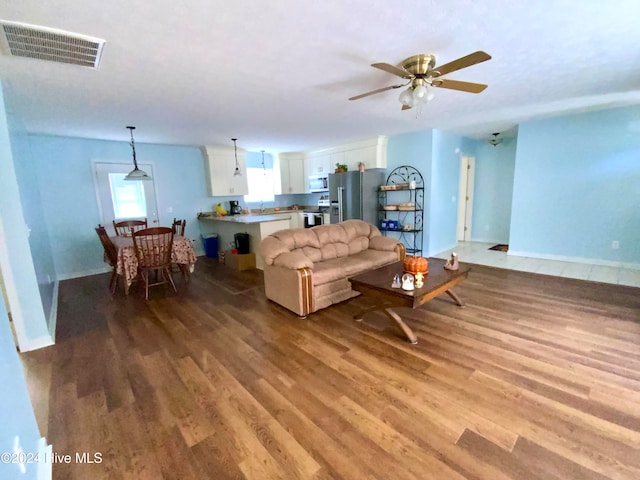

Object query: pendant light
[124,126,152,181]
[488,132,503,146]
[232,138,241,176]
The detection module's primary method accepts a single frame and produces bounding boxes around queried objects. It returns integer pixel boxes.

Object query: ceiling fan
[349,51,491,110]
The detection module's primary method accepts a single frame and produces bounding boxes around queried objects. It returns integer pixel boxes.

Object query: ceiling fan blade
[349,84,404,101]
[431,51,491,77]
[401,104,412,111]
[371,62,412,79]
[432,78,488,93]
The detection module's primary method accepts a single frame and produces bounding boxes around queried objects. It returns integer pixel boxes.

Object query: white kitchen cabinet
[278,153,305,194]
[304,136,388,175]
[203,146,248,196]
[305,154,331,176]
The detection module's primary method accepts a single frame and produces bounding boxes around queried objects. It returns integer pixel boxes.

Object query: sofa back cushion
[260,220,383,266]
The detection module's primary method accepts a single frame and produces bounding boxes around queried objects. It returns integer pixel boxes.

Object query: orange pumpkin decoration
[403,255,428,275]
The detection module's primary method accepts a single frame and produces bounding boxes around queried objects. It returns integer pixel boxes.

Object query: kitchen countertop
[198,213,293,224]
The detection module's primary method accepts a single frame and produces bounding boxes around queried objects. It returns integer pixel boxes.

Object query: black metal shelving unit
[377,165,424,256]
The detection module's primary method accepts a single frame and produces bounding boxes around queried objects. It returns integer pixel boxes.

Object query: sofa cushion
[312,257,350,286]
[342,249,399,277]
[312,248,399,286]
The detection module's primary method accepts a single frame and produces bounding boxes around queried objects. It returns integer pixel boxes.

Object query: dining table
[111,234,197,295]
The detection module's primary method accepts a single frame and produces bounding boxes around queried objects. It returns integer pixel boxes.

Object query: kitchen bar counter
[198,213,293,224]
[198,213,292,270]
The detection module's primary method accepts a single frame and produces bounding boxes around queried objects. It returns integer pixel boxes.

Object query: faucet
[260,201,265,214]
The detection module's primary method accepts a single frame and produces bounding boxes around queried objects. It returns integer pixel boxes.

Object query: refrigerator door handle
[337,187,344,222]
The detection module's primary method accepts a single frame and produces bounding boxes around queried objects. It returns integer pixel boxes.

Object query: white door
[94,163,159,234]
[457,156,475,241]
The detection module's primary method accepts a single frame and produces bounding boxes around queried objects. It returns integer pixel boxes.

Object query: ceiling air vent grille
[0,20,105,68]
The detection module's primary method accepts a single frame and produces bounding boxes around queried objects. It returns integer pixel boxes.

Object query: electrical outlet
[612,240,620,249]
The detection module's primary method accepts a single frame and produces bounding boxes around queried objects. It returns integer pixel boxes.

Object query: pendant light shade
[232,138,241,176]
[124,126,152,181]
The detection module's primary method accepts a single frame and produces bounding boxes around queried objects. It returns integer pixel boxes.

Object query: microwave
[308,175,329,192]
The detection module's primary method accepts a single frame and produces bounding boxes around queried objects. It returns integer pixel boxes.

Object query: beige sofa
[260,219,405,317]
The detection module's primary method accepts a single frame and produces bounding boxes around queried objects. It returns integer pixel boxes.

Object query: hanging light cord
[232,138,241,175]
[127,126,139,169]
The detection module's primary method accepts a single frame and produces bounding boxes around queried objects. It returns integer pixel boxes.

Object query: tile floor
[433,241,640,288]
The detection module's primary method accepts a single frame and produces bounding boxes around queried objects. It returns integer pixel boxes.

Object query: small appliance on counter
[228,200,242,216]
[234,232,250,254]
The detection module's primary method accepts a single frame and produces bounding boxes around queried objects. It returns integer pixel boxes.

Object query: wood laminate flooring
[21,258,640,479]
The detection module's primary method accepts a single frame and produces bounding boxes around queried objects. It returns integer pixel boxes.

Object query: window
[109,173,147,219]
[244,168,275,203]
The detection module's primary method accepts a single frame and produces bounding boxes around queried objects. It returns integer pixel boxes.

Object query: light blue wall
[0,82,51,347]
[510,106,640,264]
[387,130,433,254]
[430,130,468,255]
[471,137,517,243]
[0,294,42,480]
[0,83,45,480]
[6,110,57,328]
[28,135,219,278]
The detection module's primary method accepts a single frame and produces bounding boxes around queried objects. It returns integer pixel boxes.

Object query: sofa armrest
[370,235,403,253]
[273,251,313,270]
[264,265,313,317]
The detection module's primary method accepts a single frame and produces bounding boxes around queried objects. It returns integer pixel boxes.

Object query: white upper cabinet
[203,146,249,196]
[304,136,387,175]
[277,152,305,194]
[305,154,331,176]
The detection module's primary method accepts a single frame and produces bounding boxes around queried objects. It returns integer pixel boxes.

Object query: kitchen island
[198,213,292,269]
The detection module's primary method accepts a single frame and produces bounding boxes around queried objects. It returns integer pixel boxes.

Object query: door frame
[457,156,475,242]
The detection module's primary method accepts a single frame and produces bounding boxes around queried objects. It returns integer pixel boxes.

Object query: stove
[317,195,330,212]
[303,195,331,228]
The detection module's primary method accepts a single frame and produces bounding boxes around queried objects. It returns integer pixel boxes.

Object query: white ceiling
[1,0,640,152]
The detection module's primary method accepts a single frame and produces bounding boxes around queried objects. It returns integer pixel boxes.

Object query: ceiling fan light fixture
[413,84,427,100]
[398,87,414,106]
[123,126,152,181]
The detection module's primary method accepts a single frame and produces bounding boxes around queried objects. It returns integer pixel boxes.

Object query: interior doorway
[457,156,475,241]
[93,162,159,234]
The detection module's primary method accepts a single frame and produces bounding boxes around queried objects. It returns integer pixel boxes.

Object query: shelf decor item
[335,162,347,173]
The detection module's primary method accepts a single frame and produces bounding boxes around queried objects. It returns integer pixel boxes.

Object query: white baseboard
[47,281,58,342]
[471,237,508,244]
[19,334,54,352]
[56,266,110,281]
[37,437,52,480]
[508,250,640,270]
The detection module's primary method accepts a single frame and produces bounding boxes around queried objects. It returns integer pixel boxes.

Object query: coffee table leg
[446,289,465,307]
[383,308,418,344]
[354,306,380,322]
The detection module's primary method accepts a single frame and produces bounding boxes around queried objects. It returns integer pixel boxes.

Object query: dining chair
[132,227,177,300]
[171,218,186,236]
[95,224,120,294]
[113,219,147,236]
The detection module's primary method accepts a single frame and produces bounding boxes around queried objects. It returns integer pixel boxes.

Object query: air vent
[0,20,105,68]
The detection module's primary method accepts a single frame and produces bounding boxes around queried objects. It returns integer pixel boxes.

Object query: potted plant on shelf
[335,162,348,173]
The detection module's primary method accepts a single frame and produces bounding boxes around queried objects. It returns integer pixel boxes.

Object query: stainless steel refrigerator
[329,169,385,224]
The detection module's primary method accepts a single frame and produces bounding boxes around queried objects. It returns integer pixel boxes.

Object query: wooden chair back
[132,227,174,269]
[95,224,117,266]
[113,219,147,236]
[172,218,186,236]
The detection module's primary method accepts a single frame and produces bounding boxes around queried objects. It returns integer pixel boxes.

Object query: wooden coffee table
[349,258,470,344]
